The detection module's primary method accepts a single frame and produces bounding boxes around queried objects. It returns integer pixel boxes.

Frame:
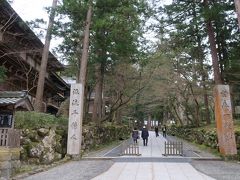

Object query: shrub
[15,111,68,129]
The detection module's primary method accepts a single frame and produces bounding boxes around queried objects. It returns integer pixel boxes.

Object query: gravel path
[22,160,114,180]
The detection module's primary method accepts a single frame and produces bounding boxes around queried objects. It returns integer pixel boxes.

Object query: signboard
[214,85,237,155]
[0,112,13,128]
[67,83,83,155]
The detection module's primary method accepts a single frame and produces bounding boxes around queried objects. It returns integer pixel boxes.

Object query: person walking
[141,126,149,146]
[154,126,159,137]
[162,125,167,138]
[132,127,139,144]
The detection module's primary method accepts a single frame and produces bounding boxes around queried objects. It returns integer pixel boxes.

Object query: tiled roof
[0,91,27,98]
[0,91,27,105]
[0,97,23,105]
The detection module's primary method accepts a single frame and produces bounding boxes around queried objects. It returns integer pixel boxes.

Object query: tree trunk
[92,64,102,123]
[190,84,200,127]
[147,114,151,130]
[203,88,211,124]
[34,0,57,112]
[115,108,122,125]
[192,2,211,125]
[235,0,240,30]
[78,3,92,86]
[78,2,92,124]
[83,84,89,123]
[204,0,222,84]
[171,104,183,126]
[199,53,211,124]
[92,62,104,123]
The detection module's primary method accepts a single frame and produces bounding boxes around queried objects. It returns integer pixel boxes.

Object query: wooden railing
[121,139,141,156]
[164,141,183,156]
[0,128,20,148]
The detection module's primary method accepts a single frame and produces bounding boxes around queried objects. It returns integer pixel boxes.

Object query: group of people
[132,125,167,146]
[154,125,167,138]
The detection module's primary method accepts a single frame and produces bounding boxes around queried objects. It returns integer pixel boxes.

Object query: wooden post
[214,85,237,155]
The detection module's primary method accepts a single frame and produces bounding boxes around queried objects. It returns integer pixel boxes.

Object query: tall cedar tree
[158,0,211,126]
[54,0,150,123]
[35,0,58,112]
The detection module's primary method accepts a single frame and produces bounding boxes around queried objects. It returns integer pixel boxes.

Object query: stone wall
[0,148,20,179]
[168,126,240,158]
[20,124,130,164]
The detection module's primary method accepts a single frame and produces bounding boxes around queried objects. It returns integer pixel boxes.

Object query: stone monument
[214,85,237,155]
[67,84,83,155]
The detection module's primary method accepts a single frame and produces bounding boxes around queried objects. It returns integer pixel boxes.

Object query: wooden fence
[0,128,20,148]
[164,141,183,156]
[121,139,141,156]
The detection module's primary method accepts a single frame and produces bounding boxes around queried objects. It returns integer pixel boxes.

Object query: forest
[2,0,240,128]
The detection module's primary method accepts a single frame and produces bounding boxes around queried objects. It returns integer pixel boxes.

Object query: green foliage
[149,0,240,126]
[153,105,164,121]
[15,111,68,129]
[168,124,240,160]
[53,0,151,77]
[26,19,47,38]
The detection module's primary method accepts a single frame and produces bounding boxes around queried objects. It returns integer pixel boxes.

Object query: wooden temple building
[0,0,70,115]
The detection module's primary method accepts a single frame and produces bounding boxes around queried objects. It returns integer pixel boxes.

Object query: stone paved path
[92,131,215,180]
[92,161,214,180]
[17,131,240,180]
[23,160,114,180]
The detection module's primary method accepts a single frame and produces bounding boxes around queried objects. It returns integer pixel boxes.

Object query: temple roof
[0,91,34,110]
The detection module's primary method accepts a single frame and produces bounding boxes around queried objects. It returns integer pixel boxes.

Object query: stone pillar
[214,85,237,155]
[67,84,83,155]
[9,148,21,175]
[0,148,11,179]
[0,147,21,179]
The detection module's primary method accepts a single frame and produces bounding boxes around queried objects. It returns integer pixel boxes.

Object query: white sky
[11,0,52,22]
[11,0,58,52]
[11,0,172,53]
[12,0,172,21]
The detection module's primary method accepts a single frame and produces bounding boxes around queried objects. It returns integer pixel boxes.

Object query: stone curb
[82,156,223,162]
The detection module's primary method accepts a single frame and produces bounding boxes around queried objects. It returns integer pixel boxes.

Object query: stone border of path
[12,140,124,179]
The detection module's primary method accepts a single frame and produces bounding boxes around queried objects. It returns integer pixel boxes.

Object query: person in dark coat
[132,127,139,143]
[155,126,159,137]
[141,126,149,146]
[162,125,167,138]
